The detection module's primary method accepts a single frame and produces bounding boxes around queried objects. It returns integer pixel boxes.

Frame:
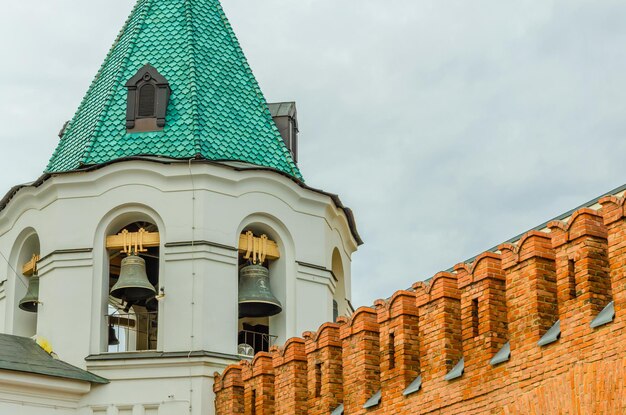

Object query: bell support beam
[106,229,280,262]
[238,232,280,262]
[21,254,40,276]
[106,229,160,253]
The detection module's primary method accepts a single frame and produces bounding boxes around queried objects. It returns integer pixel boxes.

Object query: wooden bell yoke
[20,229,281,273]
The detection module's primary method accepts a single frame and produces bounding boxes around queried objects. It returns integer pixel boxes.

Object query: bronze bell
[108,325,120,346]
[110,255,156,302]
[238,264,282,318]
[19,275,40,313]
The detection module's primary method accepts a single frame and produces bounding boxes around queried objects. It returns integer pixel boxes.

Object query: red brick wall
[339,307,380,414]
[375,291,420,411]
[304,323,343,415]
[273,338,308,415]
[214,365,244,414]
[214,199,626,414]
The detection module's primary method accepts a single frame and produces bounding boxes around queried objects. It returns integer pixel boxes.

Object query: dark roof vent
[138,84,156,117]
[269,102,298,163]
[125,64,171,132]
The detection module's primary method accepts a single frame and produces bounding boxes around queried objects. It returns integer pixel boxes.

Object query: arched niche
[7,228,40,337]
[236,213,295,353]
[332,248,349,321]
[92,204,166,353]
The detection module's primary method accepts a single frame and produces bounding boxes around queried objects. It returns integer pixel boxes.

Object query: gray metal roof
[392,182,626,295]
[0,333,108,384]
[444,182,626,273]
[268,102,296,118]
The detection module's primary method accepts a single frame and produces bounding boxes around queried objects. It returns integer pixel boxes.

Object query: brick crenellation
[214,196,626,414]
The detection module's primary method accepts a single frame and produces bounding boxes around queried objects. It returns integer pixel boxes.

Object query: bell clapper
[123,301,133,313]
[155,286,165,301]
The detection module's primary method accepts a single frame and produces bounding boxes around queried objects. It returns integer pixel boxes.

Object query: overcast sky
[1,1,625,307]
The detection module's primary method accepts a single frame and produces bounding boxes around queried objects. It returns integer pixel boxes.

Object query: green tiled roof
[46,0,302,180]
[0,334,108,384]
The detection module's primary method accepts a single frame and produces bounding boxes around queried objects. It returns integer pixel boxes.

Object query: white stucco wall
[0,369,90,414]
[0,159,359,414]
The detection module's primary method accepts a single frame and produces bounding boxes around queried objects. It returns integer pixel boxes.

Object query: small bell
[19,275,40,313]
[108,325,120,346]
[238,264,282,318]
[110,255,156,302]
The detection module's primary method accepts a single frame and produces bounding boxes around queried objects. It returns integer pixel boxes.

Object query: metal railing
[237,330,278,357]
[107,310,158,352]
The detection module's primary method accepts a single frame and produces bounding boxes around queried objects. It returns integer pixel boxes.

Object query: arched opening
[236,222,287,357]
[11,231,40,337]
[332,248,348,322]
[106,221,160,352]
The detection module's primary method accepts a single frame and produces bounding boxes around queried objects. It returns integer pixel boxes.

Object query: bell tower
[0,0,360,413]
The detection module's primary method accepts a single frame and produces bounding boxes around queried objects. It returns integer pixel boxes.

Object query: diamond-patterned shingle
[46,0,302,180]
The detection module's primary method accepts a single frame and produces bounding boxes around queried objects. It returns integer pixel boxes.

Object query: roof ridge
[185,0,201,155]
[212,1,302,179]
[83,0,155,165]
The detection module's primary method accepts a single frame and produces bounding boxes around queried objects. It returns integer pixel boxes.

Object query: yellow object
[22,254,40,276]
[36,337,54,355]
[106,228,160,253]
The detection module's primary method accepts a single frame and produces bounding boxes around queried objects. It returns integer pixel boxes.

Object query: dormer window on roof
[125,64,170,132]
